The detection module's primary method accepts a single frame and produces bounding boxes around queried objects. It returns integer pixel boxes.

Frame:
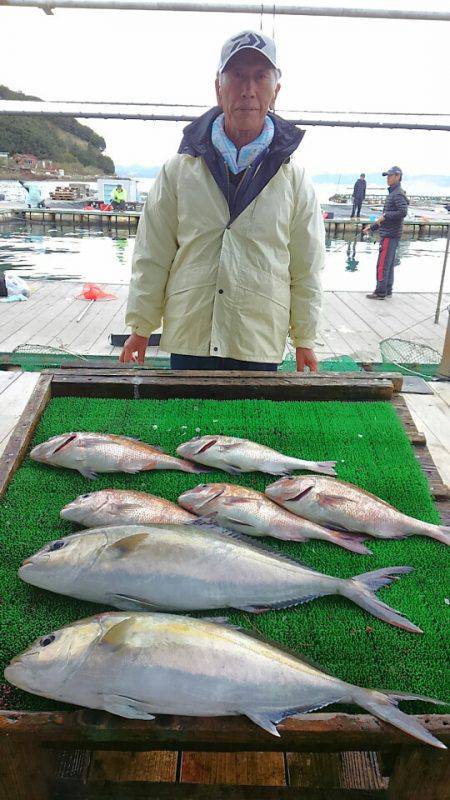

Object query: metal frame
[1,1,450,22]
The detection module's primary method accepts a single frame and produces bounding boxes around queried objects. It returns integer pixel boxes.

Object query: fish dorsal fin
[190,517,310,569]
[100,617,135,650]
[106,533,150,556]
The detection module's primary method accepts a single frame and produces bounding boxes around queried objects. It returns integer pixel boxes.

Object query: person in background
[350,173,366,219]
[363,166,408,300]
[19,181,44,208]
[120,30,325,372]
[111,184,127,211]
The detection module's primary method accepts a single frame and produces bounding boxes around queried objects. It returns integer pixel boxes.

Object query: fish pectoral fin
[110,501,140,512]
[109,593,163,612]
[99,617,135,650]
[317,493,355,508]
[79,467,98,480]
[101,693,156,720]
[245,711,281,737]
[106,533,149,556]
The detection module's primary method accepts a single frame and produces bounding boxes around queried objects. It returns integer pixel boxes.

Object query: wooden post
[0,737,58,800]
[387,746,450,799]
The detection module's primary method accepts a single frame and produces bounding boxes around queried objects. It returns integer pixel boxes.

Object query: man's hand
[119,333,148,365]
[362,225,371,234]
[296,347,318,373]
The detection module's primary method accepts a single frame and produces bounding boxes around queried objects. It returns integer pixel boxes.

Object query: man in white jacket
[121,31,325,372]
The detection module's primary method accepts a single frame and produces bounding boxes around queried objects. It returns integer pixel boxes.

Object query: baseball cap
[218,30,280,74]
[382,166,402,177]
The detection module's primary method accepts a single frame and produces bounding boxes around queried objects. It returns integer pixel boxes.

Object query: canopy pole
[1,0,450,22]
[435,225,450,324]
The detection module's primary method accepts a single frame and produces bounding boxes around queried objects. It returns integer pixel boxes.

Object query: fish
[61,489,195,528]
[176,435,336,476]
[178,483,371,554]
[265,476,450,546]
[29,433,209,479]
[19,523,421,631]
[5,612,445,748]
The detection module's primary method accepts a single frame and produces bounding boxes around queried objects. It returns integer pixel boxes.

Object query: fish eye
[48,540,65,552]
[40,634,55,647]
[80,494,90,500]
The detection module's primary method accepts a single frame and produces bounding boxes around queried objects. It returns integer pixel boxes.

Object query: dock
[2,208,449,237]
[0,280,448,362]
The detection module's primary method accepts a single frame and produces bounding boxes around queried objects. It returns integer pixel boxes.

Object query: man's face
[215,50,280,134]
[387,173,401,187]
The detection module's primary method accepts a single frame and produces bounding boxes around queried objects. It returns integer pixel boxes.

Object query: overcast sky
[1,0,449,179]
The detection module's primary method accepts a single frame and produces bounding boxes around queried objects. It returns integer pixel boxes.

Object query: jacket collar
[388,182,402,193]
[178,106,304,162]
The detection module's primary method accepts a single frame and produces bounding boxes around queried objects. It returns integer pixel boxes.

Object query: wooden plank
[0,371,22,395]
[1,711,448,752]
[387,746,450,799]
[51,782,387,799]
[0,373,51,500]
[0,373,41,455]
[403,392,450,486]
[48,372,394,401]
[393,395,450,500]
[287,751,387,791]
[88,751,178,782]
[55,367,403,392]
[180,752,286,786]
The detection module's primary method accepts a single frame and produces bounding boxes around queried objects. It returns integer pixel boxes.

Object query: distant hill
[0,85,115,174]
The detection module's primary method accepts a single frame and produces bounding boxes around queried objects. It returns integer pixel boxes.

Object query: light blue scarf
[211,113,274,174]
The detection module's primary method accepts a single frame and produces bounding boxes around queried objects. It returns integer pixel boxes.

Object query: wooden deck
[0,280,448,363]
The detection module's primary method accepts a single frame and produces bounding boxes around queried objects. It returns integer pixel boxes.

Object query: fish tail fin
[179,460,213,474]
[294,460,336,476]
[341,566,423,633]
[349,687,446,750]
[323,530,372,555]
[425,525,450,546]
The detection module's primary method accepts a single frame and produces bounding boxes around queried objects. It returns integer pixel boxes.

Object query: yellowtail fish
[20,523,421,631]
[30,433,209,479]
[177,435,336,476]
[5,613,445,748]
[265,476,450,546]
[178,483,371,554]
[61,489,195,527]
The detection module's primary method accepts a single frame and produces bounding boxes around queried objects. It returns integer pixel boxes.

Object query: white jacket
[126,152,325,362]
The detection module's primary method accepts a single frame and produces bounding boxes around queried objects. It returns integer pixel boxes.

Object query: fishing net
[6,344,171,371]
[9,343,88,370]
[379,338,441,375]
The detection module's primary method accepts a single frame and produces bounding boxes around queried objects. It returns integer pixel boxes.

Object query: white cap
[218,30,280,74]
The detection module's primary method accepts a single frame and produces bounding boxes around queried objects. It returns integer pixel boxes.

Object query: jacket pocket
[164,263,217,298]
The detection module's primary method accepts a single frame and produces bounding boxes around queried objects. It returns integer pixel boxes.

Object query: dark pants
[170,353,278,371]
[112,200,126,211]
[375,236,400,297]
[350,198,363,217]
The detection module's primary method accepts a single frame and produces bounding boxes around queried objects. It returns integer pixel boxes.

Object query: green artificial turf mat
[0,397,449,716]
